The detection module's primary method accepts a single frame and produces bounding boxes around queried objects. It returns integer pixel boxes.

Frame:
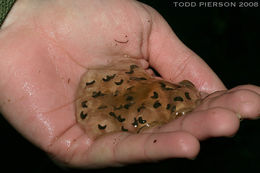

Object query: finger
[200,88,260,119]
[154,107,240,140]
[84,131,199,168]
[144,4,226,93]
[230,84,260,95]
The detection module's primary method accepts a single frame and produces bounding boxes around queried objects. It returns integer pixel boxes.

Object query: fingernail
[236,113,243,121]
[189,156,197,160]
[251,114,260,120]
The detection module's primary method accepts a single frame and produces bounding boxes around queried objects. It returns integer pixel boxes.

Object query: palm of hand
[0,0,259,168]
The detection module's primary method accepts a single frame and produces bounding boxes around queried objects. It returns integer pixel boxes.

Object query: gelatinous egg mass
[76,60,201,138]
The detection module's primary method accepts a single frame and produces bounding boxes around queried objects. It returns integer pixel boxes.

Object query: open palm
[0,0,259,168]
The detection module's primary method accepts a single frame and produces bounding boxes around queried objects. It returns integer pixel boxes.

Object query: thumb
[145,5,226,93]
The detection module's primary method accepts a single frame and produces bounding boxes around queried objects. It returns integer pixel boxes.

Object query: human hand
[0,0,259,168]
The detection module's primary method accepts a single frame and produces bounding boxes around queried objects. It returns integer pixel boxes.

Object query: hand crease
[45,122,76,154]
[172,53,192,81]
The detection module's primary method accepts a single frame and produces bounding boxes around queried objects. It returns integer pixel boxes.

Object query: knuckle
[207,107,231,120]
[206,108,239,137]
[230,89,253,102]
[230,89,260,115]
[175,133,200,158]
[232,84,259,92]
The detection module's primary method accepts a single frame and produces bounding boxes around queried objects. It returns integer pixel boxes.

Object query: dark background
[1,1,259,172]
